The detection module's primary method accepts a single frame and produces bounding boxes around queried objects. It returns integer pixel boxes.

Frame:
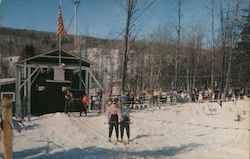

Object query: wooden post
[2,96,13,159]
[88,71,92,111]
[85,69,89,94]
[27,66,31,121]
[15,65,21,119]
[101,73,108,113]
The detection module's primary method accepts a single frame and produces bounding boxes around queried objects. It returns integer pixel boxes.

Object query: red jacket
[82,95,89,106]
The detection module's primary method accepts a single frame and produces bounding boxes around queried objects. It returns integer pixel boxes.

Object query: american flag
[57,6,66,37]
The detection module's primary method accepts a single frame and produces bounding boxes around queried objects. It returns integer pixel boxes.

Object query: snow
[10,100,250,159]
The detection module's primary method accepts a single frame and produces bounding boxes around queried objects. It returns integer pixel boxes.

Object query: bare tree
[122,0,137,92]
[210,0,215,97]
[187,26,205,90]
[224,0,240,98]
[175,0,182,91]
[220,1,226,99]
[219,0,241,99]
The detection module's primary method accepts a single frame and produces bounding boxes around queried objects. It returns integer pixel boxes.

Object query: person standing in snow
[64,90,74,115]
[120,106,131,143]
[106,98,121,143]
[80,93,89,116]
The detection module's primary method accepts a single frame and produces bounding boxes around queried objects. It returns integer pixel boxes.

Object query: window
[1,92,15,102]
[62,86,69,92]
[38,86,46,91]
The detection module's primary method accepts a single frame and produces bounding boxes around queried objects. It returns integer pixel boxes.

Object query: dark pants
[109,114,119,139]
[65,100,74,114]
[80,104,87,116]
[64,101,71,114]
[120,121,130,140]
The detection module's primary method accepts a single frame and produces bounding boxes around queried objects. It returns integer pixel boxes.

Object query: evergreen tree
[234,8,250,87]
[19,44,36,61]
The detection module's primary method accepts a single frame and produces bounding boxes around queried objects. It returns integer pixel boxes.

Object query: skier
[120,106,131,143]
[106,98,121,143]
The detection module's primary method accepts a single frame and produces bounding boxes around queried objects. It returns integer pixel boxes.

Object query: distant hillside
[0,27,120,58]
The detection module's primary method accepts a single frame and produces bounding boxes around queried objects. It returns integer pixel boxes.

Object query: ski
[108,139,119,145]
[118,140,138,145]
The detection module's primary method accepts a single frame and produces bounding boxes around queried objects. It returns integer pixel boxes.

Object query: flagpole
[59,35,61,66]
[59,0,62,66]
[58,0,62,66]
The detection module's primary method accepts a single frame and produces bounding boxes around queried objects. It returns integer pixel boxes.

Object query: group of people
[64,90,131,143]
[106,98,131,143]
[64,90,89,117]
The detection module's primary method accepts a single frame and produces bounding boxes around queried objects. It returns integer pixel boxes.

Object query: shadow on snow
[14,143,202,159]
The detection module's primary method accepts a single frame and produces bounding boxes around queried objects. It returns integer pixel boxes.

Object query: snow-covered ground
[11,100,250,159]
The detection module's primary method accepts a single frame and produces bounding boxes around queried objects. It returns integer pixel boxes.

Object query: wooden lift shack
[15,49,108,120]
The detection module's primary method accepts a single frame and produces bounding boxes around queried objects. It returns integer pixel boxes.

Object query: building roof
[17,49,92,67]
[0,78,15,85]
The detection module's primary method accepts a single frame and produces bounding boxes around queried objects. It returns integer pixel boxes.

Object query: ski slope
[12,100,249,159]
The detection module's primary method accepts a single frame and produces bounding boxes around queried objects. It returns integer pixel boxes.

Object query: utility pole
[73,0,80,46]
[72,0,82,90]
[0,1,3,78]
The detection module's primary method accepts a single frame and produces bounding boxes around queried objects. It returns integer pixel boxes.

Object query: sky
[0,0,248,40]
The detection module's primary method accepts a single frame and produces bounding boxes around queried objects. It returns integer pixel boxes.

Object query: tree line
[118,0,249,98]
[0,0,249,98]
